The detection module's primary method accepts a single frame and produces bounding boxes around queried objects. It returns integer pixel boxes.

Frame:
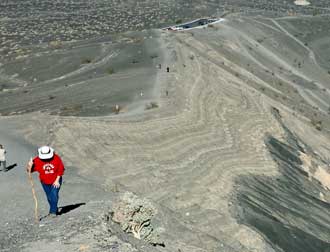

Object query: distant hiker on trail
[0,144,6,171]
[166,66,170,73]
[26,146,64,217]
[115,104,120,114]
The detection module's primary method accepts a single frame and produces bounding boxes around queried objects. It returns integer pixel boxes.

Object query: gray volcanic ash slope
[0,30,164,116]
[235,109,330,252]
[1,3,330,252]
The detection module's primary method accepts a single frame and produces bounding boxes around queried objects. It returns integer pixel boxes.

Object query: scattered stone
[145,102,159,110]
[294,0,311,6]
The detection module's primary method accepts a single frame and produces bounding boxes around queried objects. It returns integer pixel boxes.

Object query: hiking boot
[47,213,57,218]
[39,213,56,221]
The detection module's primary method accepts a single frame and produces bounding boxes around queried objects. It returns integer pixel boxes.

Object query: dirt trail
[0,121,36,226]
[0,119,112,251]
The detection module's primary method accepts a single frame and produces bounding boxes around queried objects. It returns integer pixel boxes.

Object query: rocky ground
[1,1,330,252]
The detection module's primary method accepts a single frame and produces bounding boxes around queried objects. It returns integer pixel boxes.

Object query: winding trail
[270,18,318,66]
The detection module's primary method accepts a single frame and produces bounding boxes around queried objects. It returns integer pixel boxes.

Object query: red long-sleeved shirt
[32,154,64,184]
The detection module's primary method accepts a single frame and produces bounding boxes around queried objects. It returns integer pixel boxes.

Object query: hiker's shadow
[4,163,17,172]
[39,203,86,221]
[58,203,86,215]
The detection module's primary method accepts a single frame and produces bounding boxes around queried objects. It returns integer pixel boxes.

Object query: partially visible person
[27,146,65,217]
[0,144,6,171]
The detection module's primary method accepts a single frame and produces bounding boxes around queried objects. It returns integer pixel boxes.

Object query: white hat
[38,146,54,160]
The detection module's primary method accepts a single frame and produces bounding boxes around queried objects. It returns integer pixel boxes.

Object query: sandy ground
[0,119,113,252]
[1,13,330,252]
[0,121,36,226]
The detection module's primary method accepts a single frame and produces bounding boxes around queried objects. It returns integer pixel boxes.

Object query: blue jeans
[41,177,62,214]
[0,161,6,170]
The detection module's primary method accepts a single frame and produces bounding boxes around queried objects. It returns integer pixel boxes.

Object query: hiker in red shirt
[27,146,64,216]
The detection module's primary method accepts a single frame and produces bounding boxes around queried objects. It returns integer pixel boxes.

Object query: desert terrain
[1,1,330,252]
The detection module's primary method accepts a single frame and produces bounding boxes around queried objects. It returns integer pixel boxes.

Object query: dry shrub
[60,104,82,115]
[81,58,92,64]
[107,67,115,75]
[49,40,62,49]
[145,102,159,110]
[311,119,322,131]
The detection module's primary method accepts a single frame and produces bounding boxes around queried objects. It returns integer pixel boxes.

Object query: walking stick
[27,159,39,223]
